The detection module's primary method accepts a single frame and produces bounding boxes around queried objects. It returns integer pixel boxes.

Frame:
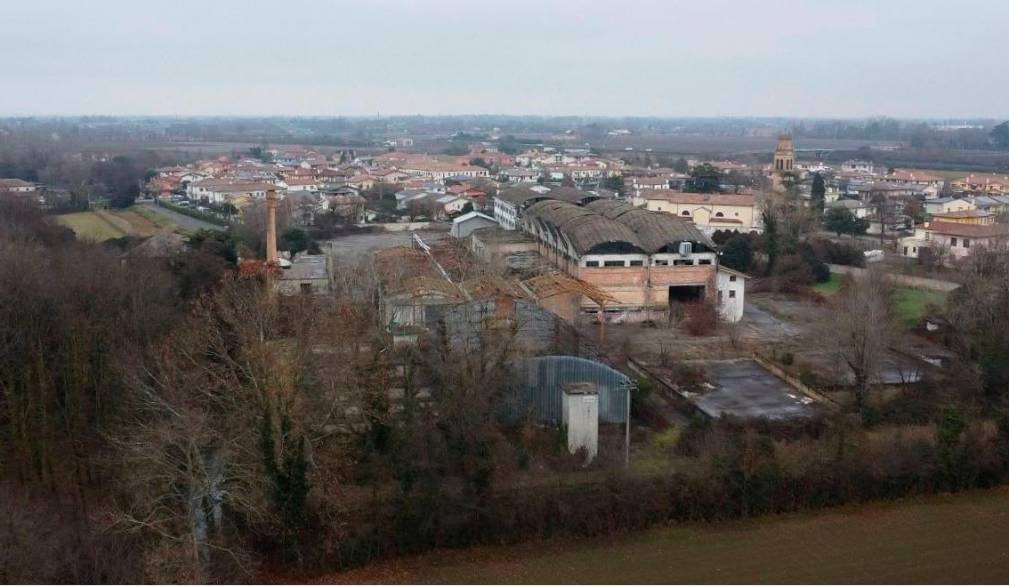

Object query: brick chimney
[266,187,278,265]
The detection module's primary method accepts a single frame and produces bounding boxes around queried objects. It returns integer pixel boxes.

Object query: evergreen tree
[811,172,826,211]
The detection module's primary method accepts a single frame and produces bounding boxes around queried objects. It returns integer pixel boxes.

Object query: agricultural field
[316,487,1009,584]
[54,207,176,242]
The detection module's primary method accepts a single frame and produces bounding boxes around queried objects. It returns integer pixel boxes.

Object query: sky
[3,0,1007,118]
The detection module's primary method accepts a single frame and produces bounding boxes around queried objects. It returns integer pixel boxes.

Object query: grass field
[314,488,1009,584]
[55,208,174,242]
[813,274,945,326]
[812,273,844,296]
[893,287,946,326]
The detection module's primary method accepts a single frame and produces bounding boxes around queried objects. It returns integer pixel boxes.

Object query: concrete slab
[692,359,818,420]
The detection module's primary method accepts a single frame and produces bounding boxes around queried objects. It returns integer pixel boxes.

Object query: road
[137,201,226,233]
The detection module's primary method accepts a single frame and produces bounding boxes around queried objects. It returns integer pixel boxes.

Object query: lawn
[813,274,945,327]
[314,487,1009,584]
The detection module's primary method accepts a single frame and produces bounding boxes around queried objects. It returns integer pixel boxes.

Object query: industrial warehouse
[520,197,746,323]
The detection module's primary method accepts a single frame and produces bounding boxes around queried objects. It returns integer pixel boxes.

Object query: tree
[990,121,1009,149]
[281,227,311,255]
[829,269,894,413]
[761,207,779,274]
[686,163,721,193]
[720,235,753,272]
[811,172,826,211]
[824,206,868,237]
[469,157,490,169]
[602,174,625,196]
[673,157,689,174]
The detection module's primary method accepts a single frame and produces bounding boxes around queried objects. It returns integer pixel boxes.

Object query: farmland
[315,487,1009,584]
[54,207,177,241]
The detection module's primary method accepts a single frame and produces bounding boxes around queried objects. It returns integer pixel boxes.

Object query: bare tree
[829,269,894,412]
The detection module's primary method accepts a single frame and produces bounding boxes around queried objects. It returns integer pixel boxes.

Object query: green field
[318,488,1009,584]
[812,273,844,296]
[893,287,946,326]
[814,274,945,326]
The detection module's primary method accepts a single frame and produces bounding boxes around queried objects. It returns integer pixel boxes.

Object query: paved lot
[691,359,818,419]
[741,301,800,339]
[797,350,925,386]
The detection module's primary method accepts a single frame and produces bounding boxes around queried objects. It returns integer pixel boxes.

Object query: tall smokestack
[266,187,278,265]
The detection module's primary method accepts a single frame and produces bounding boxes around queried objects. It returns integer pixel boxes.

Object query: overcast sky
[3,0,1006,118]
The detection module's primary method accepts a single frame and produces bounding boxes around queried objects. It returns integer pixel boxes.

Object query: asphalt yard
[691,358,818,419]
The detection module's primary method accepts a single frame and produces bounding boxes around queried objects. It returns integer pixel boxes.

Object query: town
[4,115,1009,582]
[3,1,1009,583]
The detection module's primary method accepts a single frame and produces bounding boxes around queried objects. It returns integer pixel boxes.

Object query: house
[930,209,994,225]
[900,221,1009,262]
[0,178,37,193]
[825,198,871,219]
[500,168,541,183]
[841,160,876,176]
[282,177,320,192]
[968,195,1009,215]
[327,193,367,223]
[188,179,274,204]
[880,169,945,190]
[630,176,671,193]
[855,182,922,202]
[437,195,470,216]
[450,211,498,238]
[923,197,975,216]
[520,198,743,322]
[952,174,1009,194]
[638,191,759,234]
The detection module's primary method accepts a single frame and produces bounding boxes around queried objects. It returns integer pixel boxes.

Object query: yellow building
[639,190,759,234]
[930,209,994,225]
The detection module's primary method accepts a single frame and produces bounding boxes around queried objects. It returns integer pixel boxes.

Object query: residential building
[952,173,1009,194]
[841,160,876,175]
[923,197,975,216]
[0,178,37,193]
[900,221,1009,262]
[825,198,871,219]
[930,209,994,225]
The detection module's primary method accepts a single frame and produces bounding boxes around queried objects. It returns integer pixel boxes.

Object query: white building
[716,266,748,323]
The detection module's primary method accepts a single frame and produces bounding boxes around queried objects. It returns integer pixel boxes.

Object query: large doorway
[668,285,705,321]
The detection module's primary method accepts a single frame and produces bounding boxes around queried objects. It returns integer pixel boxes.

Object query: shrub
[682,302,717,336]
